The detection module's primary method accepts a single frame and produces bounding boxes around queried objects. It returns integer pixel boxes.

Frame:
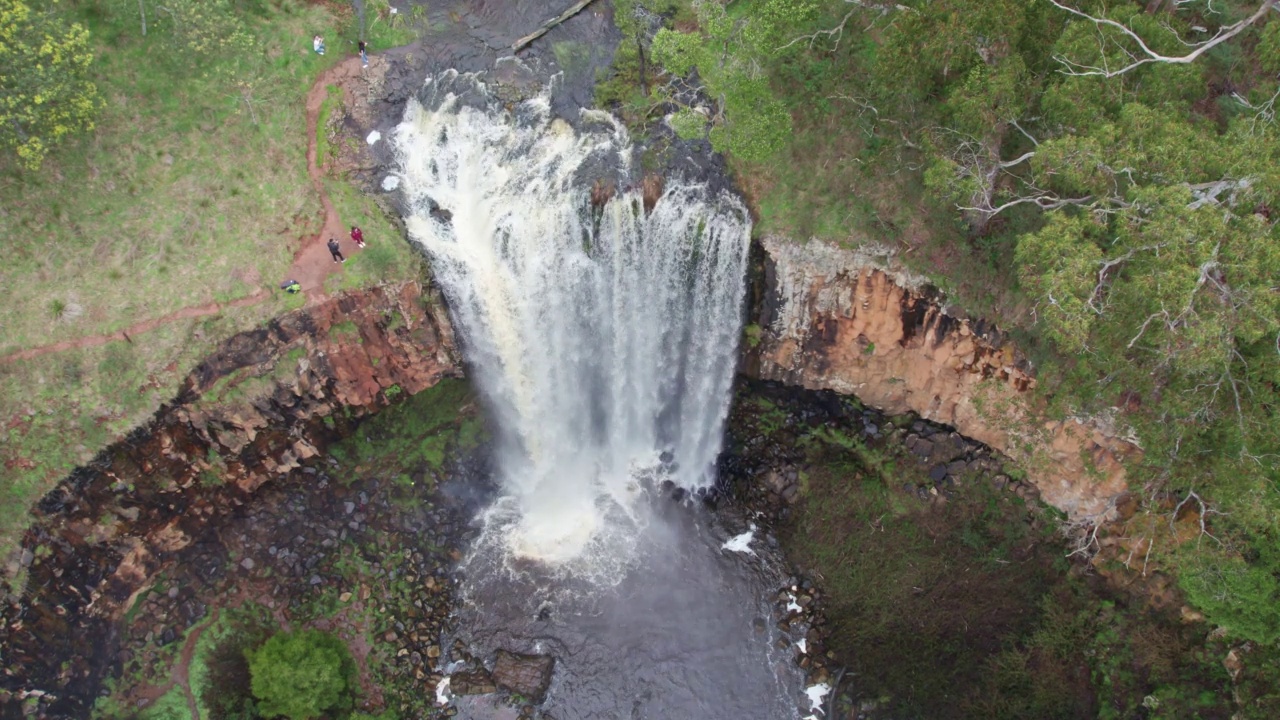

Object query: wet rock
[491,650,554,703]
[927,464,947,483]
[450,669,498,695]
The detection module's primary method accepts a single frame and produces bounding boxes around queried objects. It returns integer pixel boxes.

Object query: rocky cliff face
[748,236,1137,522]
[0,282,460,716]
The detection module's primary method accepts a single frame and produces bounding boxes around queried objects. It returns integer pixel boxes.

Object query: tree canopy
[0,0,99,169]
[600,0,1280,650]
[249,629,356,720]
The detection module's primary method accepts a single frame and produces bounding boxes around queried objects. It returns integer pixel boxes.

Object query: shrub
[248,630,356,720]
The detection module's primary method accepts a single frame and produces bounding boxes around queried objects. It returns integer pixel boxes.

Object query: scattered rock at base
[450,668,498,695]
[491,650,554,703]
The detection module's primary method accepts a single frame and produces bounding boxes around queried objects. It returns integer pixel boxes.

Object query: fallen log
[512,0,600,53]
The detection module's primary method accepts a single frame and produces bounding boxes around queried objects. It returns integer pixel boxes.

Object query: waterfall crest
[393,72,751,564]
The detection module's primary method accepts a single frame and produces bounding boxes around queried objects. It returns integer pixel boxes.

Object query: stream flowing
[392,71,806,718]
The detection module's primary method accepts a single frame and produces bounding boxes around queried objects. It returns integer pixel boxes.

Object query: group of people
[327,225,366,263]
[287,32,377,296]
[313,35,370,67]
[280,226,368,295]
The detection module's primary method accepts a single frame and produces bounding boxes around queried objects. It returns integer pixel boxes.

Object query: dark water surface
[448,494,806,720]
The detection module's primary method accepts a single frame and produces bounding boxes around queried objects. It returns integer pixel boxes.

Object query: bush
[1179,546,1280,645]
[248,630,356,720]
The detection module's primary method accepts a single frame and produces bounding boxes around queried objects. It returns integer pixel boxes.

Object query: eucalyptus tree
[0,0,99,169]
[648,0,821,161]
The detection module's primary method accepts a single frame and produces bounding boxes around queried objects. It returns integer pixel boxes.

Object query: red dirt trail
[0,57,369,366]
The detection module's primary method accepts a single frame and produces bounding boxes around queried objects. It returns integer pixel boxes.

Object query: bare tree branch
[1171,490,1225,547]
[777,0,911,52]
[1046,0,1277,78]
[957,192,1092,218]
[1087,244,1168,314]
[777,7,858,52]
[1231,86,1280,132]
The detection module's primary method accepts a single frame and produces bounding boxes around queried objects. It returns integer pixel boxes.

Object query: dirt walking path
[0,57,369,366]
[291,57,369,294]
[0,291,269,363]
[126,608,221,719]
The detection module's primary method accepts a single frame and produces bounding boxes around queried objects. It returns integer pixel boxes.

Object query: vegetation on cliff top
[0,0,422,562]
[598,0,1280,653]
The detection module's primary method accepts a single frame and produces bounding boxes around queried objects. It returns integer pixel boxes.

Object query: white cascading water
[393,72,750,568]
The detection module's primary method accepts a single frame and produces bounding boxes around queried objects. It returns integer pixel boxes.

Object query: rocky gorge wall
[747,236,1138,523]
[0,282,460,716]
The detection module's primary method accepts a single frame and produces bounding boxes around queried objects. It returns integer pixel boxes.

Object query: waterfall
[392,72,751,565]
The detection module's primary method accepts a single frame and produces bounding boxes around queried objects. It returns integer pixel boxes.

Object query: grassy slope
[0,0,421,561]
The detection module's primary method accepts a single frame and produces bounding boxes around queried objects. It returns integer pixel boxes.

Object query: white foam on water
[381,175,400,191]
[797,637,807,654]
[366,130,382,145]
[786,593,803,615]
[392,71,751,572]
[805,683,831,715]
[722,526,756,555]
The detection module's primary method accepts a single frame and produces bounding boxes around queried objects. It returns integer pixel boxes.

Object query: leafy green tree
[249,630,356,720]
[696,0,1280,642]
[0,0,99,169]
[646,0,819,162]
[1180,544,1280,645]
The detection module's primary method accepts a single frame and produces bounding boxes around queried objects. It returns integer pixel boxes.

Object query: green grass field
[0,0,423,566]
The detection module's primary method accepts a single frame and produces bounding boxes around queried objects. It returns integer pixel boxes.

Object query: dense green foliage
[729,388,1246,719]
[0,0,99,168]
[601,0,1280,652]
[328,377,485,486]
[248,630,356,720]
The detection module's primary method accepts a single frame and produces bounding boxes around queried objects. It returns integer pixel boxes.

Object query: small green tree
[248,630,356,720]
[0,0,99,169]
[1179,544,1280,645]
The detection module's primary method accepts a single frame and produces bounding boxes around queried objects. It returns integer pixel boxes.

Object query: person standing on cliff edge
[350,225,366,248]
[358,40,369,67]
[328,238,345,264]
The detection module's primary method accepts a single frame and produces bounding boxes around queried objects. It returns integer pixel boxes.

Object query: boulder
[491,650,554,703]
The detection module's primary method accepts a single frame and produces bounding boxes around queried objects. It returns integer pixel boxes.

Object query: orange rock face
[750,237,1136,521]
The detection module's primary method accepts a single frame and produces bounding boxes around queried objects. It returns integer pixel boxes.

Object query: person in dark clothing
[350,225,366,248]
[358,40,368,67]
[328,237,345,263]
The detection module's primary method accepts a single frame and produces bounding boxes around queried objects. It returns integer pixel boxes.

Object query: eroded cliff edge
[747,236,1138,523]
[0,282,460,716]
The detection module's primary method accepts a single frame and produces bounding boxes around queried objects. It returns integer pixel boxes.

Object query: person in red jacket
[350,226,366,248]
